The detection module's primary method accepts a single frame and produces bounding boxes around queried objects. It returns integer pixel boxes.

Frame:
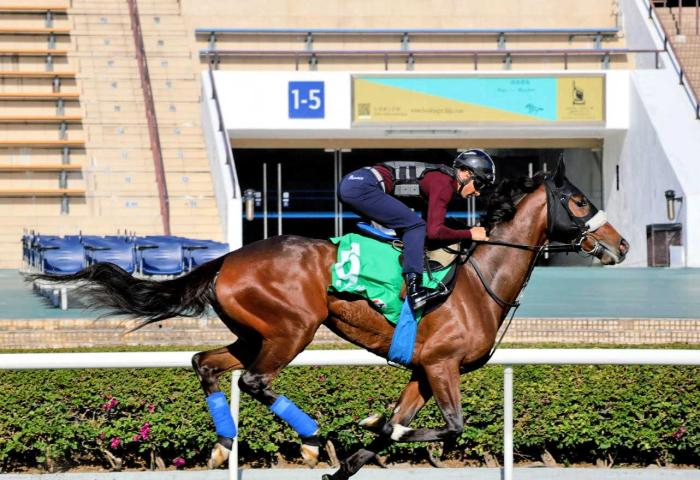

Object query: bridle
[448,177,611,358]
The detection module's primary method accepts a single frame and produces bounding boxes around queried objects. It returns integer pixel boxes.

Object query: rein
[443,235,587,362]
[468,245,546,359]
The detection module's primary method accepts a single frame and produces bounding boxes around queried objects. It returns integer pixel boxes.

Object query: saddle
[328,224,461,325]
[356,221,460,272]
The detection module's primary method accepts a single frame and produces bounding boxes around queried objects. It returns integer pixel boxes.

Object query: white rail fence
[2,349,699,480]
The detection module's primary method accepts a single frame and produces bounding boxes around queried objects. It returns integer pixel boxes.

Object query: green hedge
[0,364,698,471]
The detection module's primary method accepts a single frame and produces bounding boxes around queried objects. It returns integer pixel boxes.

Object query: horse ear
[552,158,566,187]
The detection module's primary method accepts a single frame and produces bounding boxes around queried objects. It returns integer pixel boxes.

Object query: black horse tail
[28,255,227,332]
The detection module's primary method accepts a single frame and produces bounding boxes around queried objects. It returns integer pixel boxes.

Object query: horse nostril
[619,239,629,254]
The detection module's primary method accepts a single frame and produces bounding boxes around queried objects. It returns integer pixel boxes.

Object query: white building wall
[208,64,700,266]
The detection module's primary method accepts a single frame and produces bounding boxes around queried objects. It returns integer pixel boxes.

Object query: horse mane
[481,172,547,227]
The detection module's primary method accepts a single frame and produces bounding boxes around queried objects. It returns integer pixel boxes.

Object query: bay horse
[31,161,628,479]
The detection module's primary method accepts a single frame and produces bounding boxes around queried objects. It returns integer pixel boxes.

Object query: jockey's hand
[470,227,489,242]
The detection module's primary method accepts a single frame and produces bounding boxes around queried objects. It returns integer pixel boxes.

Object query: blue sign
[288,81,325,119]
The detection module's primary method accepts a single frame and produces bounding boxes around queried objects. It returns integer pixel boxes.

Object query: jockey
[338,149,496,310]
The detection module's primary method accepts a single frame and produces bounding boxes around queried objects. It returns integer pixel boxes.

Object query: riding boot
[404,272,442,310]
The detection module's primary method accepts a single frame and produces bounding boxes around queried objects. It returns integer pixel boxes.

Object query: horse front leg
[191,339,259,468]
[383,361,463,443]
[323,370,433,480]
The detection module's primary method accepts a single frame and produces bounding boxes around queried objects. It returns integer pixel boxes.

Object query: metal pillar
[228,370,241,480]
[277,163,282,236]
[503,366,514,480]
[263,163,268,239]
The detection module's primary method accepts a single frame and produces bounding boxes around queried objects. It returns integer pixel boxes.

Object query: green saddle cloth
[328,233,452,325]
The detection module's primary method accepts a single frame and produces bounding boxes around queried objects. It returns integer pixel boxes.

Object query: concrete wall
[180,0,617,29]
[601,0,700,267]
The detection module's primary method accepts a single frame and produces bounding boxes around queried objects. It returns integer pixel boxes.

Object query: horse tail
[29,255,227,332]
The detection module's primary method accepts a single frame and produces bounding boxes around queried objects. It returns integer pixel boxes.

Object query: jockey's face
[456,169,480,198]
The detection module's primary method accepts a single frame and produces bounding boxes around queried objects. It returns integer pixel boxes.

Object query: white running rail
[2,349,699,480]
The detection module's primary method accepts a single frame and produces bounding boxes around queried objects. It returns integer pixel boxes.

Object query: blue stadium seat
[24,233,226,278]
[83,236,136,274]
[136,236,184,275]
[182,239,229,270]
[36,236,85,275]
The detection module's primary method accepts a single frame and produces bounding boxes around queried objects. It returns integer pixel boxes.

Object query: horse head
[546,159,629,265]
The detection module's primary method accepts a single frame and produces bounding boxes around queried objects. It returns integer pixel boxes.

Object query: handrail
[207,67,239,198]
[1,348,698,480]
[201,47,662,71]
[126,0,171,234]
[646,0,700,119]
[196,27,619,35]
[201,47,659,55]
[197,27,620,52]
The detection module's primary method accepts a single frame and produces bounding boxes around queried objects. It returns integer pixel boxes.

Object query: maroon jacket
[374,166,472,242]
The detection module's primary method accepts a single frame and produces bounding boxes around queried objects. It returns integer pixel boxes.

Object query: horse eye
[575,199,588,207]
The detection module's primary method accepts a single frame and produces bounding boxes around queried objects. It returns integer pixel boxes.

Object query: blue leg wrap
[206,392,237,439]
[270,395,319,438]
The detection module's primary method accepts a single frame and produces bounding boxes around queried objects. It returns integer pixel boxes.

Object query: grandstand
[0,0,698,270]
[2,2,700,476]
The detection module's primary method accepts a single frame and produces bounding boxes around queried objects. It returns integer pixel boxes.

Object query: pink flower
[98,432,106,441]
[101,397,119,411]
[173,457,186,468]
[147,403,155,413]
[139,422,151,440]
[109,437,121,449]
[319,374,327,382]
[133,434,141,442]
[673,426,687,440]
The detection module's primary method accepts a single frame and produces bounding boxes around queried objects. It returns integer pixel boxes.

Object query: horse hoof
[321,475,333,480]
[207,442,230,469]
[301,443,319,468]
[359,413,383,430]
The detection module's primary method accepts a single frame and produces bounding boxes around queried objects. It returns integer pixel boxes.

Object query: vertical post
[263,163,268,239]
[228,370,241,480]
[543,161,549,260]
[401,32,409,51]
[503,366,514,480]
[469,196,476,227]
[338,151,344,236]
[60,287,68,310]
[277,163,282,236]
[333,150,339,237]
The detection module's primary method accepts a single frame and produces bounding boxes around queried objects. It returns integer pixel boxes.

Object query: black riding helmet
[453,149,496,191]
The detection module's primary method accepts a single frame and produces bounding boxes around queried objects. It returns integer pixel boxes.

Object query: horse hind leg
[191,338,260,468]
[238,339,322,468]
